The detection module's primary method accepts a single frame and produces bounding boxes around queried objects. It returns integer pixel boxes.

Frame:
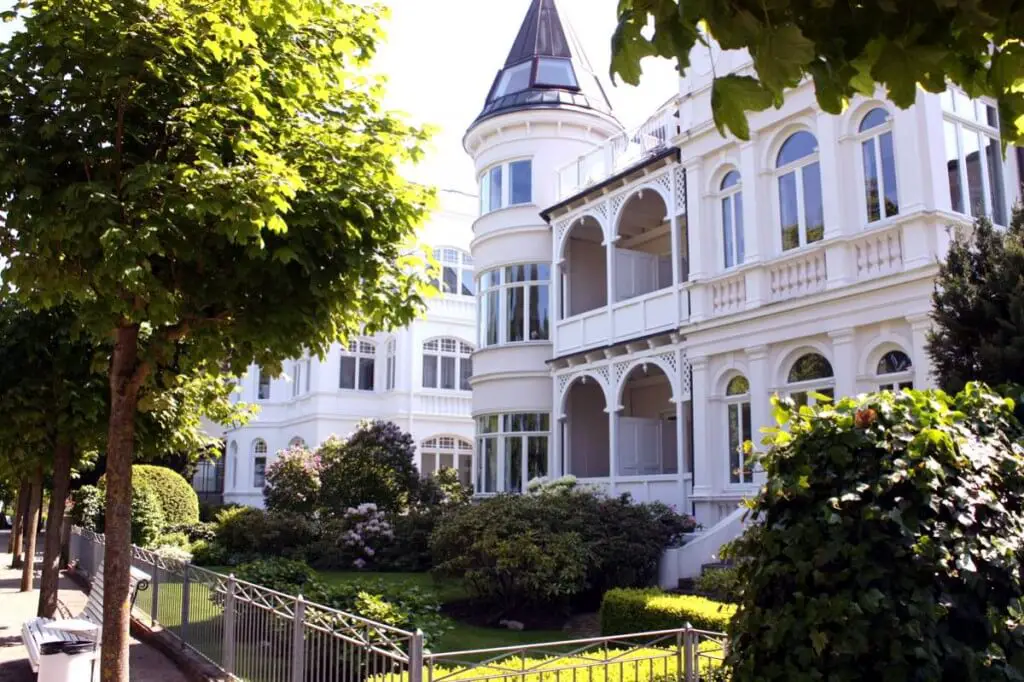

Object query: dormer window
[535,58,577,88]
[493,62,532,98]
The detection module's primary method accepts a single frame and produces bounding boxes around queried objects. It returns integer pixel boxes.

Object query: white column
[738,138,761,264]
[674,395,687,507]
[817,111,843,240]
[607,405,620,490]
[829,328,857,398]
[552,379,563,478]
[689,356,711,501]
[605,234,618,338]
[915,90,952,213]
[745,345,770,486]
[907,314,934,389]
[685,162,705,280]
[892,96,927,215]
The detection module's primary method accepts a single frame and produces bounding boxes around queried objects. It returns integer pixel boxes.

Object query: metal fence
[69,527,727,682]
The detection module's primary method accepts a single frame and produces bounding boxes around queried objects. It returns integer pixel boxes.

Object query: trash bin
[38,640,97,682]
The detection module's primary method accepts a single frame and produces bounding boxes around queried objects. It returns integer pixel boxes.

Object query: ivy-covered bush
[69,485,105,531]
[318,420,420,516]
[600,588,736,635]
[727,385,1024,682]
[263,445,321,515]
[213,506,317,562]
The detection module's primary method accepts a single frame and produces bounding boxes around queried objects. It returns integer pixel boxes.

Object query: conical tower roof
[470,0,616,128]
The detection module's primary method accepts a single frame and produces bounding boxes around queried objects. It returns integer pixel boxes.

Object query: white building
[218,189,478,508]
[465,0,1021,581]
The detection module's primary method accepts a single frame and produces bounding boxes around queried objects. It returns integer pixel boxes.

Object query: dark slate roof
[469,0,617,128]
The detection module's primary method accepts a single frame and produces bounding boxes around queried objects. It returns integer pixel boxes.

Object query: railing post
[223,574,236,674]
[180,567,191,647]
[683,623,695,682]
[409,629,424,682]
[92,533,102,578]
[291,595,305,682]
[676,629,685,682]
[151,566,160,627]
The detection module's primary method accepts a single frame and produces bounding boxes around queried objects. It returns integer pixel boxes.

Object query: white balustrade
[767,249,828,302]
[710,272,746,316]
[853,224,904,279]
[612,288,677,342]
[554,307,609,355]
[414,392,473,416]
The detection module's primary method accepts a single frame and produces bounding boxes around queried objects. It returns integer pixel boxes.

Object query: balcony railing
[555,104,680,202]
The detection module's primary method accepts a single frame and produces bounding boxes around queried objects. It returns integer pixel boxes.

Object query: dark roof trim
[540,146,681,221]
[545,326,679,366]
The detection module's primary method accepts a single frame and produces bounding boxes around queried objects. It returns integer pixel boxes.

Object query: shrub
[234,558,320,593]
[318,420,420,515]
[132,464,200,525]
[693,566,741,603]
[152,544,192,563]
[304,504,394,570]
[600,588,736,635]
[131,485,165,548]
[375,510,435,572]
[154,531,191,550]
[264,445,321,514]
[164,521,217,543]
[415,467,471,509]
[70,485,105,531]
[190,539,228,566]
[214,506,317,561]
[727,385,1024,682]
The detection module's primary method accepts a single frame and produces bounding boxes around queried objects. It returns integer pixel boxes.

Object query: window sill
[478,340,551,350]
[479,202,537,219]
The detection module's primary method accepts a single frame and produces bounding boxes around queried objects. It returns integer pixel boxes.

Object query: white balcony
[555,103,680,202]
[413,392,473,417]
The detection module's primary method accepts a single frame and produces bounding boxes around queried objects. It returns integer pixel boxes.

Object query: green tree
[0,2,431,679]
[609,1,1024,144]
[928,209,1024,393]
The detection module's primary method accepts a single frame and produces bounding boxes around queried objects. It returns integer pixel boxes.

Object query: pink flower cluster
[339,503,394,569]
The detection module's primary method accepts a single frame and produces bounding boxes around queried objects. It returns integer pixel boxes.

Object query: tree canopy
[610,0,1024,143]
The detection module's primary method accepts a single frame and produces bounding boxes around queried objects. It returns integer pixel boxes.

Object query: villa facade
[214,190,478,508]
[464,0,1022,577]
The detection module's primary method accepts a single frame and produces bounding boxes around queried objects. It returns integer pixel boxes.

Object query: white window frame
[786,353,836,406]
[432,247,475,296]
[385,338,397,391]
[420,436,474,487]
[479,158,533,215]
[477,264,551,348]
[291,360,302,398]
[941,86,1008,226]
[476,413,550,494]
[856,107,900,225]
[422,337,474,391]
[229,441,238,489]
[252,439,267,488]
[718,169,744,269]
[724,375,754,486]
[339,340,376,392]
[774,131,824,252]
[875,349,914,391]
[257,368,271,400]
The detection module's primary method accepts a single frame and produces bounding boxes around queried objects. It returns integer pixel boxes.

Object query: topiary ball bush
[131,485,165,548]
[727,384,1024,682]
[99,464,199,527]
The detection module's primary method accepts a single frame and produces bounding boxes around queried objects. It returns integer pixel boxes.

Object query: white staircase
[658,506,748,588]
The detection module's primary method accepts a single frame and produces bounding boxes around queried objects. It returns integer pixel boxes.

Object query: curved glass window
[478,264,550,347]
[476,413,549,493]
[787,352,834,406]
[942,86,1006,225]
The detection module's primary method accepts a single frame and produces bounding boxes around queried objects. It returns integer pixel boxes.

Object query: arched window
[340,340,375,391]
[252,439,268,488]
[776,131,824,251]
[719,170,744,268]
[942,86,1007,225]
[725,375,753,484]
[859,108,899,223]
[385,338,397,391]
[229,441,238,489]
[876,350,913,391]
[422,338,473,390]
[787,352,835,406]
[432,247,475,296]
[257,367,271,400]
[420,436,474,487]
[478,264,550,347]
[288,436,306,449]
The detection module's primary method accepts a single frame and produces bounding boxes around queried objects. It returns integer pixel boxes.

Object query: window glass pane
[879,131,899,218]
[488,166,503,212]
[862,137,880,223]
[532,264,551,281]
[741,402,753,480]
[877,350,912,375]
[339,356,356,389]
[944,120,963,213]
[734,192,745,264]
[777,131,818,166]
[460,357,473,391]
[359,358,375,391]
[461,269,475,296]
[483,438,498,492]
[722,195,734,268]
[478,415,498,433]
[778,171,799,250]
[422,354,437,388]
[535,58,577,87]
[962,130,984,217]
[485,291,499,346]
[726,376,749,395]
[494,61,531,97]
[421,453,436,477]
[505,437,522,493]
[859,107,889,132]
[510,160,532,205]
[527,436,547,482]
[442,266,458,294]
[529,284,549,340]
[789,353,834,382]
[983,134,1007,225]
[458,454,472,488]
[441,356,456,389]
[728,403,740,484]
[253,457,266,487]
[720,170,740,189]
[803,162,824,243]
[479,173,490,215]
[506,265,526,282]
[507,286,525,342]
[439,453,454,470]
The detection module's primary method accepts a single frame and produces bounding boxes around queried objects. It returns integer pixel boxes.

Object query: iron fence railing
[69,527,728,682]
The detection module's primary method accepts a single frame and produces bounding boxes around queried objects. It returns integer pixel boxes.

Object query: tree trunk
[39,443,73,617]
[101,324,145,682]
[7,481,28,559]
[20,468,43,592]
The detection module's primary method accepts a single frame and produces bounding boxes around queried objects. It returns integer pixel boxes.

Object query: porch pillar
[829,328,857,398]
[552,378,564,478]
[745,344,770,486]
[689,355,711,508]
[907,314,934,389]
[674,396,687,509]
[605,234,618,338]
[607,404,620,491]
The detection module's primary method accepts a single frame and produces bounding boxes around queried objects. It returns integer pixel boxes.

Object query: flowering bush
[338,503,394,569]
[264,445,322,515]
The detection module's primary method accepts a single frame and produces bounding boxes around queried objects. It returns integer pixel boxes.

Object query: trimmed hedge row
[600,588,736,635]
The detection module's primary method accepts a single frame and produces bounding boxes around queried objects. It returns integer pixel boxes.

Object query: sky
[0,0,679,194]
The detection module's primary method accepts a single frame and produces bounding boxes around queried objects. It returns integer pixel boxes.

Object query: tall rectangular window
[358,358,375,391]
[253,457,266,487]
[488,166,502,212]
[942,88,1007,225]
[510,160,532,205]
[339,356,356,389]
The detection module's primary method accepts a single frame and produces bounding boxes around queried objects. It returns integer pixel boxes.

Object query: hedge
[133,465,200,525]
[367,644,727,682]
[600,588,736,635]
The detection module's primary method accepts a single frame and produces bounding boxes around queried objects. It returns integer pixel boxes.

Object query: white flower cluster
[339,502,394,569]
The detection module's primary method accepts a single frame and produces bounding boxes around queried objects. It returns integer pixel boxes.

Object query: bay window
[858,107,899,223]
[478,264,550,347]
[339,340,375,391]
[422,337,473,390]
[942,87,1007,225]
[476,413,549,493]
[479,159,532,214]
[776,131,824,251]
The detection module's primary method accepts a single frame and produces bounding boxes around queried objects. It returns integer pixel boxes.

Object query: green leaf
[872,39,949,107]
[710,74,774,140]
[753,24,815,93]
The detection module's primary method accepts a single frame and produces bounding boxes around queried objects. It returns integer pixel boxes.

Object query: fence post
[683,623,695,682]
[180,567,192,647]
[676,629,685,682]
[409,629,424,682]
[151,565,160,627]
[92,533,102,578]
[223,574,237,674]
[291,595,305,682]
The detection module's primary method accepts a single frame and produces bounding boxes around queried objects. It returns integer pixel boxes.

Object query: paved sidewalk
[0,530,188,682]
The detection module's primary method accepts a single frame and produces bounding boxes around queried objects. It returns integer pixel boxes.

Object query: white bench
[21,564,151,673]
